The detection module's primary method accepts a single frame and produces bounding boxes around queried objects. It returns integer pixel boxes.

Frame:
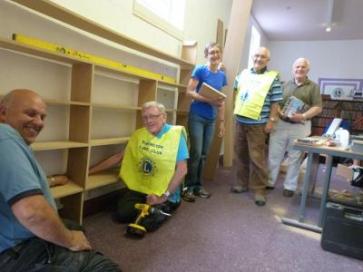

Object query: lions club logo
[139,158,156,176]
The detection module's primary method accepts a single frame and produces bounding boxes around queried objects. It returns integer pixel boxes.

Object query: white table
[281,143,363,233]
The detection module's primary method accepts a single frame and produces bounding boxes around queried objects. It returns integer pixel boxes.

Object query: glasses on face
[208,50,220,55]
[254,54,268,59]
[142,113,162,122]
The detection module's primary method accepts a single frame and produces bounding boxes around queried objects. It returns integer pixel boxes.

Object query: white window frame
[248,25,261,68]
[133,0,185,41]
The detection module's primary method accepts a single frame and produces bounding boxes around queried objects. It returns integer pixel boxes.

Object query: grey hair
[293,58,310,70]
[142,101,166,114]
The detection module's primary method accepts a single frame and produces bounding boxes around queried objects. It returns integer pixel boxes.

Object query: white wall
[184,0,233,64]
[48,0,232,64]
[269,40,363,84]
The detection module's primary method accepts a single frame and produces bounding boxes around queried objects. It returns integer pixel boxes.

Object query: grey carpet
[84,165,363,272]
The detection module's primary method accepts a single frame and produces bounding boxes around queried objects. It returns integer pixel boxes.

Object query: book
[281,96,306,118]
[199,82,226,100]
[295,136,328,146]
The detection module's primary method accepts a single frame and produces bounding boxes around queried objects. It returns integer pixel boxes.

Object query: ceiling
[251,0,363,41]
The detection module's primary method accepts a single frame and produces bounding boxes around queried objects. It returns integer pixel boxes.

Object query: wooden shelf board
[44,99,90,106]
[90,137,130,146]
[86,172,119,190]
[51,181,83,199]
[92,103,141,111]
[10,0,194,68]
[96,65,149,81]
[160,81,187,89]
[0,37,85,65]
[32,141,88,151]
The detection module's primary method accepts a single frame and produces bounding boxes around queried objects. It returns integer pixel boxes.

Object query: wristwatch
[162,190,170,199]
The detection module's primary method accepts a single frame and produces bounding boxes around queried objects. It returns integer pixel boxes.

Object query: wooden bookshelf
[312,96,363,136]
[1,2,197,224]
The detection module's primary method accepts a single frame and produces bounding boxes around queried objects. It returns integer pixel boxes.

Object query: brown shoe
[283,189,294,197]
[231,185,248,193]
[254,194,266,206]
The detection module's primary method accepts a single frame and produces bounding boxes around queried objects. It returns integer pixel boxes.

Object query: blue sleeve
[191,65,204,81]
[270,76,283,102]
[176,134,189,162]
[0,139,42,203]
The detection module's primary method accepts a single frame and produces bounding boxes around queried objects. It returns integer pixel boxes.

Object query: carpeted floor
[84,165,363,272]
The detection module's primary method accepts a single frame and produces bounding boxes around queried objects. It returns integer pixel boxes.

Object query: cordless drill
[126,203,171,238]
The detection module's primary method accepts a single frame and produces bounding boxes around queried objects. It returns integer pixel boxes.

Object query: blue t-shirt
[189,64,227,120]
[0,124,56,253]
[156,124,189,203]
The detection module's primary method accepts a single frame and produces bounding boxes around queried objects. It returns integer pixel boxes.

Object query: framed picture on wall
[318,78,363,99]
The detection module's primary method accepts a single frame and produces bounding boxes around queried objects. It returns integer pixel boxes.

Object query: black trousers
[116,188,180,232]
[0,221,121,272]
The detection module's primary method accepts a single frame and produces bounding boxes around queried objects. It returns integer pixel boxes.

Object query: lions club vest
[120,125,186,196]
[234,69,278,120]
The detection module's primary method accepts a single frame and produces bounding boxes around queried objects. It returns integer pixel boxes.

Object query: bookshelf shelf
[312,96,363,136]
[51,182,83,199]
[32,141,88,151]
[86,171,120,190]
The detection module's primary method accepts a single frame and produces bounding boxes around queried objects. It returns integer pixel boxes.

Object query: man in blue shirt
[0,89,120,271]
[89,101,189,234]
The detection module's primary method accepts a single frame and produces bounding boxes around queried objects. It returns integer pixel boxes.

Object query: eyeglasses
[254,54,268,59]
[208,50,220,55]
[142,113,162,122]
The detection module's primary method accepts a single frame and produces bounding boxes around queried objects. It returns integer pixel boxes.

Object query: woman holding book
[183,42,227,202]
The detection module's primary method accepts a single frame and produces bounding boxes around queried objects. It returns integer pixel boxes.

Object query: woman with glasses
[182,42,227,202]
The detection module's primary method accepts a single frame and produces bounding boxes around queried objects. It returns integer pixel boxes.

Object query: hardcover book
[199,82,226,100]
[282,95,306,118]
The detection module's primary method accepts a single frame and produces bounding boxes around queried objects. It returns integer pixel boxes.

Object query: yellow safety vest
[234,69,278,120]
[120,125,186,196]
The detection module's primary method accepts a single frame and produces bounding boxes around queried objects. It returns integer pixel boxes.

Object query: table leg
[281,152,322,233]
[298,152,314,222]
[318,155,333,227]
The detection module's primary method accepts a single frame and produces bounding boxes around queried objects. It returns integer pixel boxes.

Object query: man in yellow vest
[89,101,188,233]
[231,47,283,206]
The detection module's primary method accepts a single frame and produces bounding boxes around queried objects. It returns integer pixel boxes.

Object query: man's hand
[146,194,166,205]
[68,230,92,251]
[289,112,305,123]
[265,121,274,134]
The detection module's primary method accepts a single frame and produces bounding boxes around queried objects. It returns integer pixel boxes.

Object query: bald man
[267,58,322,197]
[231,47,283,206]
[0,89,120,271]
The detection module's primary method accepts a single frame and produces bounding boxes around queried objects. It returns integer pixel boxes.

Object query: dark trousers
[0,222,121,272]
[116,188,180,232]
